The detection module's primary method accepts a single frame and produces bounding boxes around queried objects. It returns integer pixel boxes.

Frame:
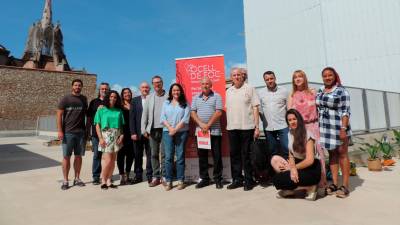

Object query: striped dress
[315,86,352,150]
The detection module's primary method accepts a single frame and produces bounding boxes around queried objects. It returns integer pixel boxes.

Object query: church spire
[41,0,52,29]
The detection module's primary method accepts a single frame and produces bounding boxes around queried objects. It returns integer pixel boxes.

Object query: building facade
[243,0,400,132]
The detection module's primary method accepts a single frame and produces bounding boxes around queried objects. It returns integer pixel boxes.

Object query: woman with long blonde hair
[287,70,326,188]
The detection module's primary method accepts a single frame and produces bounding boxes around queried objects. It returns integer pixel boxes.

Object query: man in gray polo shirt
[258,71,289,158]
[191,77,223,189]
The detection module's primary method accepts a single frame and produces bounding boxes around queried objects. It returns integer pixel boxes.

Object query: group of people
[56,66,352,200]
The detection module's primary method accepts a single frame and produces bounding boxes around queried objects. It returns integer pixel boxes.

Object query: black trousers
[117,140,134,175]
[228,129,255,183]
[133,136,152,179]
[273,158,321,190]
[197,135,223,181]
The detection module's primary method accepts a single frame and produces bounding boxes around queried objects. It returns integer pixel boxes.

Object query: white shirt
[258,85,289,131]
[226,83,260,130]
[141,95,146,107]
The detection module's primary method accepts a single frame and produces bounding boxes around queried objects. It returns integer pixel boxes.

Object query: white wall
[243,0,400,92]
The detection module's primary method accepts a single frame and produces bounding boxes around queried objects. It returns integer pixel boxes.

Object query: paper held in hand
[196,128,211,150]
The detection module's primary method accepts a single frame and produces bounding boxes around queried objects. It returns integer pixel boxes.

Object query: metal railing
[37,82,400,136]
[255,82,400,134]
[36,115,57,138]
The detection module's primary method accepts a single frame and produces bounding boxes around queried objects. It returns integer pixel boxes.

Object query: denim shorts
[62,132,85,157]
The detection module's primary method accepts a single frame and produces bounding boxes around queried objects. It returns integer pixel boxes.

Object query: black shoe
[108,184,118,189]
[195,180,210,189]
[120,180,127,186]
[101,184,108,190]
[244,184,254,191]
[244,180,256,191]
[132,176,143,184]
[93,179,101,185]
[215,181,223,189]
[61,182,69,190]
[227,181,243,190]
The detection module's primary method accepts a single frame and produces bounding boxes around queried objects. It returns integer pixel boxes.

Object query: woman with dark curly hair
[272,109,321,201]
[316,67,352,198]
[160,83,190,191]
[94,90,125,190]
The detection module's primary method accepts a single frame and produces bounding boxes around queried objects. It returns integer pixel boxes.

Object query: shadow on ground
[348,174,365,192]
[0,143,59,174]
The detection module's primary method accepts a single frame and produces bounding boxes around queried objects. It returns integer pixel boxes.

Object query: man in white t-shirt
[225,67,260,191]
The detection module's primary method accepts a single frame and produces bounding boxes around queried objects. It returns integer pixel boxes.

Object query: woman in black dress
[117,88,134,185]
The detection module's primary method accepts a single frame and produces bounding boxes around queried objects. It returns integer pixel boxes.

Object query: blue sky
[1,0,246,94]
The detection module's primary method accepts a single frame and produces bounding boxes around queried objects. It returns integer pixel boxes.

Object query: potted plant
[393,129,400,157]
[375,138,395,166]
[359,142,382,171]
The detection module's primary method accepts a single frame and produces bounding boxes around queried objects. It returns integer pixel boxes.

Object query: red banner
[176,55,231,181]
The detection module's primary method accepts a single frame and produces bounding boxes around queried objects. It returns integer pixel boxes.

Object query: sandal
[336,186,350,198]
[325,183,338,195]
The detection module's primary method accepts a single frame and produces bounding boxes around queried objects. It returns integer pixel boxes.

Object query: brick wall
[0,66,97,130]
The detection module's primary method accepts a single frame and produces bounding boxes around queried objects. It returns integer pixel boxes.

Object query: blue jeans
[91,137,102,180]
[62,131,85,157]
[162,131,188,183]
[265,127,289,158]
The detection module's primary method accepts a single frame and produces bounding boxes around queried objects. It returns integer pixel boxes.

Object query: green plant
[393,129,400,148]
[375,138,394,160]
[359,142,380,160]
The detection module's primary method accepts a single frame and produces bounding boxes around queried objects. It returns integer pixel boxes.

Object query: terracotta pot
[367,159,382,171]
[382,159,396,166]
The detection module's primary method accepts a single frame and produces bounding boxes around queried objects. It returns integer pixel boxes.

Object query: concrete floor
[0,136,399,225]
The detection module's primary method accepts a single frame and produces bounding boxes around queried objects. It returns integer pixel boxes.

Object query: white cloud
[230,62,247,69]
[111,84,122,93]
[129,85,139,96]
[110,84,139,96]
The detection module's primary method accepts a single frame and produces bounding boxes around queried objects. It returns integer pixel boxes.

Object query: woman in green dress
[94,90,125,189]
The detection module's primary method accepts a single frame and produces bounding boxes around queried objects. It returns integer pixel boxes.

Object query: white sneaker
[304,185,318,201]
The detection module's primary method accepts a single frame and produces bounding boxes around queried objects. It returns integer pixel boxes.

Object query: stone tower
[22,0,70,71]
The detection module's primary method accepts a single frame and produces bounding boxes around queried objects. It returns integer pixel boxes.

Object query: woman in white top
[271,109,321,201]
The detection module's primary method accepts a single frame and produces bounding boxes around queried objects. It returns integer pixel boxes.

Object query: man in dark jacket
[130,82,152,183]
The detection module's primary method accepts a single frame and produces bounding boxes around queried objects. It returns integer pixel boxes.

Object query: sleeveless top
[288,130,318,160]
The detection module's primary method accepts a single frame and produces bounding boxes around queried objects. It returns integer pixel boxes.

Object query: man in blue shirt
[191,77,224,189]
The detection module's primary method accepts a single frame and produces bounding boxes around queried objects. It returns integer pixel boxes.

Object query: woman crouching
[94,90,125,190]
[271,109,321,200]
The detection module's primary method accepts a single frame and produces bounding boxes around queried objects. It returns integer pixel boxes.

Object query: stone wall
[0,65,97,130]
